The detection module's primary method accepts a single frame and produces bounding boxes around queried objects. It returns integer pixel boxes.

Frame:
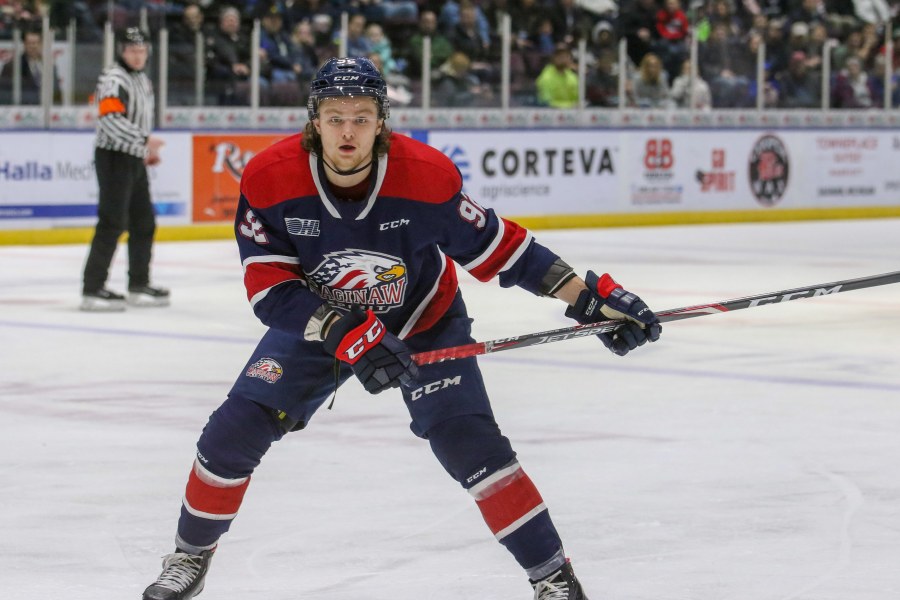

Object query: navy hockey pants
[175,293,566,579]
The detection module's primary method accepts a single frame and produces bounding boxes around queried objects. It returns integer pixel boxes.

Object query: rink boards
[2,127,900,244]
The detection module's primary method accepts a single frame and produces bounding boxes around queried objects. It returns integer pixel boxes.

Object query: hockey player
[142,57,661,600]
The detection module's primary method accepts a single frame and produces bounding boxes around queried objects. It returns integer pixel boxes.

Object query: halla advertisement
[0,132,191,229]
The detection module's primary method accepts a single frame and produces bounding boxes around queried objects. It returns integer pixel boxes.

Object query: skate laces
[533,570,571,600]
[153,553,203,592]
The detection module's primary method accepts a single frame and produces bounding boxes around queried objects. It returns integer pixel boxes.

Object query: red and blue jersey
[235,132,560,339]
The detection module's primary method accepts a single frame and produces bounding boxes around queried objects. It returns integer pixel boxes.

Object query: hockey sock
[469,460,565,577]
[176,395,286,550]
[426,415,565,577]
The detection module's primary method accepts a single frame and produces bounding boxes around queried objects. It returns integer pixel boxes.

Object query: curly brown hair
[300,121,393,157]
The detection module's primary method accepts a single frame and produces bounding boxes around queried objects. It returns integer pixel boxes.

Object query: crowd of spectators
[1,0,899,109]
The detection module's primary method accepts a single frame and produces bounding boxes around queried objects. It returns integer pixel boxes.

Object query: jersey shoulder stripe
[240,133,318,209]
[379,134,461,204]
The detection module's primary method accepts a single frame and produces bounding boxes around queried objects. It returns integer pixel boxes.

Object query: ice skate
[531,561,588,600]
[128,284,170,307]
[80,288,126,312]
[142,549,214,600]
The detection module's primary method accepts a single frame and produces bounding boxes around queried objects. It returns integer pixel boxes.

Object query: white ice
[1,219,899,600]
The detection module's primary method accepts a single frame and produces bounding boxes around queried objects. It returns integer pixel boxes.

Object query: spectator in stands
[655,0,690,80]
[805,21,828,72]
[823,0,858,36]
[590,20,617,59]
[632,51,674,108]
[868,53,899,107]
[367,50,413,106]
[361,0,418,25]
[858,22,881,67]
[777,50,822,107]
[670,58,713,109]
[549,0,594,46]
[832,56,876,107]
[831,26,860,71]
[764,17,790,76]
[336,13,372,59]
[505,0,544,51]
[789,0,826,26]
[700,23,751,107]
[365,22,398,74]
[47,0,102,41]
[407,10,453,75]
[759,0,788,18]
[206,6,265,105]
[586,48,619,107]
[786,22,823,73]
[0,28,59,104]
[310,13,334,50]
[432,49,491,106]
[708,0,740,34]
[536,44,579,108]
[168,3,208,105]
[448,1,491,63]
[288,19,319,85]
[439,0,490,48]
[259,4,299,84]
[621,0,660,66]
[532,17,557,57]
[258,3,305,106]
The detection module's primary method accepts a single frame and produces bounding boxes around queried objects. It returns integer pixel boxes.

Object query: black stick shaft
[411,270,900,366]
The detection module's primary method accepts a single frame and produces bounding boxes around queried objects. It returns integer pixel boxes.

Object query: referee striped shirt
[95,60,154,158]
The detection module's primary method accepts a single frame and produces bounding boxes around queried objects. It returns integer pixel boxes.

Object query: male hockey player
[142,57,661,600]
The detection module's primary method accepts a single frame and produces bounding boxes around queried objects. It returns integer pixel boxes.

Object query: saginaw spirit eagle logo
[307,249,408,313]
[245,358,283,383]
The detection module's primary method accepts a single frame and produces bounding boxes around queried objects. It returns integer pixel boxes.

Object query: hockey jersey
[236,132,561,340]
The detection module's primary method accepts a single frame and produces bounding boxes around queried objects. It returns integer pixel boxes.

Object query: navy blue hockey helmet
[307,57,390,121]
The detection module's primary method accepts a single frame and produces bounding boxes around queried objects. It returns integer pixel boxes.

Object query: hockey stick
[410,270,900,366]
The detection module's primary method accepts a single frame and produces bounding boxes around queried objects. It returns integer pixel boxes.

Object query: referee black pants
[83,147,156,293]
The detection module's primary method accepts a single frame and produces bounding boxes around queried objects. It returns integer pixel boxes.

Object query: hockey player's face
[315,97,382,174]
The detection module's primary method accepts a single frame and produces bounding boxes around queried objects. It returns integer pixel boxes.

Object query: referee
[81,27,169,311]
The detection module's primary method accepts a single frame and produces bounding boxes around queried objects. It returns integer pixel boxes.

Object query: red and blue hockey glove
[323,307,418,394]
[565,271,662,356]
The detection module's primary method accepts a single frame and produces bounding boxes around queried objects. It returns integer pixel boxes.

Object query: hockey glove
[565,271,662,357]
[323,307,418,394]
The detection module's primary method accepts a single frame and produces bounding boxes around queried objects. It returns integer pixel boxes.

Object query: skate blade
[127,293,170,307]
[80,297,126,312]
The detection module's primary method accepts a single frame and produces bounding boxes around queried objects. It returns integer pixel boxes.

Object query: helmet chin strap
[322,157,373,177]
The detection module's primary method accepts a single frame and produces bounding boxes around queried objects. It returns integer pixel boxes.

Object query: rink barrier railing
[4,206,900,246]
[4,106,900,131]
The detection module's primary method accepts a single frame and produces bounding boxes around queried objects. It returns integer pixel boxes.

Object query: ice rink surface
[1,218,899,600]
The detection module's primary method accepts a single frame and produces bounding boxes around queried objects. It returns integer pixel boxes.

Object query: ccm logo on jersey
[380,219,409,230]
[410,375,462,400]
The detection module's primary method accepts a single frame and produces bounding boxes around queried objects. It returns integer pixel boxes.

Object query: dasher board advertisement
[0,131,191,228]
